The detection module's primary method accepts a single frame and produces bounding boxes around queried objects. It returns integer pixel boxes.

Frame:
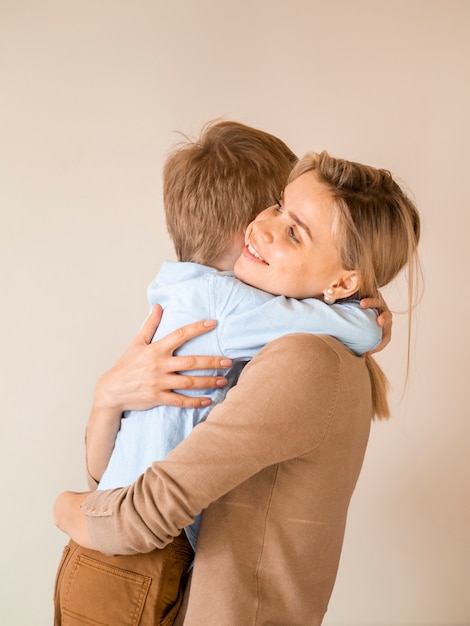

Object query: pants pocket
[54,535,194,626]
[61,551,151,626]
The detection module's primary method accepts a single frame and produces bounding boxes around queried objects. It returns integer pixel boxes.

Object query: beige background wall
[1,1,469,624]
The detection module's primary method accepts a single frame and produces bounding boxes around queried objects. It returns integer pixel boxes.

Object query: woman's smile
[244,241,267,264]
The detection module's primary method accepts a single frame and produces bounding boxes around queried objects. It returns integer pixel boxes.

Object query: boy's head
[163,120,298,268]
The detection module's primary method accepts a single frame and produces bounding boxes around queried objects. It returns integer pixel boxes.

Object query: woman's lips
[244,241,268,264]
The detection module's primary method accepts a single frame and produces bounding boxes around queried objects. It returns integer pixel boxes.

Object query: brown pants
[53,534,194,626]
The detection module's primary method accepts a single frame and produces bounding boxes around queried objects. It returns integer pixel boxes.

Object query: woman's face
[234,171,346,300]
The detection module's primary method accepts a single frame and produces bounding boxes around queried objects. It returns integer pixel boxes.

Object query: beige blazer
[83,334,373,625]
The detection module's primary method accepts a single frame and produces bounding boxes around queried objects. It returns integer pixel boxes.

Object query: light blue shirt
[98,261,381,547]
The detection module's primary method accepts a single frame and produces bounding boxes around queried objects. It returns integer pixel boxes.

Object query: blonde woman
[55,148,418,626]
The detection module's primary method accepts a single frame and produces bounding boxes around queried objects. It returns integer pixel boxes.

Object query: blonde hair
[163,120,297,265]
[288,151,421,420]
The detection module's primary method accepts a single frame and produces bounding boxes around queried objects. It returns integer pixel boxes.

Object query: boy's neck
[204,232,245,272]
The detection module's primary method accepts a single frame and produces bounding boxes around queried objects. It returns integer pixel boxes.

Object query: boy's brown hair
[163,120,297,265]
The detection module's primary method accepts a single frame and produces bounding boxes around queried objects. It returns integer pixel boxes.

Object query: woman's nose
[253,217,275,242]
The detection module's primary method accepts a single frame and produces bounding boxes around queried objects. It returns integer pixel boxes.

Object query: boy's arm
[85,305,232,483]
[221,289,382,357]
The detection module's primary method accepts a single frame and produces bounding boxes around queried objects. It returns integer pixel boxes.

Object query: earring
[323,288,336,305]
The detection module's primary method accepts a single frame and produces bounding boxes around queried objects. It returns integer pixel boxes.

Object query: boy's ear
[328,271,360,300]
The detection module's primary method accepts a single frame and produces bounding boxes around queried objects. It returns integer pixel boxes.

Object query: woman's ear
[326,271,360,301]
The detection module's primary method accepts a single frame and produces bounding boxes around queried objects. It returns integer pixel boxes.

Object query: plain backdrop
[1,1,469,624]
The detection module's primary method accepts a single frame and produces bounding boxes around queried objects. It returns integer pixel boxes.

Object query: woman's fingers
[151,353,232,373]
[151,317,219,354]
[360,295,392,355]
[360,296,386,313]
[156,371,229,391]
[156,389,221,409]
[98,307,232,410]
[131,304,164,346]
[133,305,229,365]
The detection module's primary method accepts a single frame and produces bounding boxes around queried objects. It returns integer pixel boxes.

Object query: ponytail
[365,356,390,419]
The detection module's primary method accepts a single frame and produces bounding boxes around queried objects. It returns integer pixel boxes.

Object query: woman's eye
[289,227,300,243]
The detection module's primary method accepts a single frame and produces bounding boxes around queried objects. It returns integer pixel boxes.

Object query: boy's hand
[360,296,392,355]
[95,305,232,413]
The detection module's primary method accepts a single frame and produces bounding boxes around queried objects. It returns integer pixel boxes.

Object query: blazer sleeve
[81,334,348,555]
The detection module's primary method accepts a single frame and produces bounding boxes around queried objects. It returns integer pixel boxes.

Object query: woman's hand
[360,296,392,356]
[86,304,232,484]
[95,304,232,414]
[54,491,94,549]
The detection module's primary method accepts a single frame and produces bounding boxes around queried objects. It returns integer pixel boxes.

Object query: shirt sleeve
[212,278,381,358]
[81,334,345,555]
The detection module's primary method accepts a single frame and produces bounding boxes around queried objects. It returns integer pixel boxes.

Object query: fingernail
[201,399,211,407]
[216,377,227,387]
[220,359,232,367]
[204,320,216,327]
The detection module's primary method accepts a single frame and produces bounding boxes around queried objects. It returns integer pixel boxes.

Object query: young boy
[54,121,382,626]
